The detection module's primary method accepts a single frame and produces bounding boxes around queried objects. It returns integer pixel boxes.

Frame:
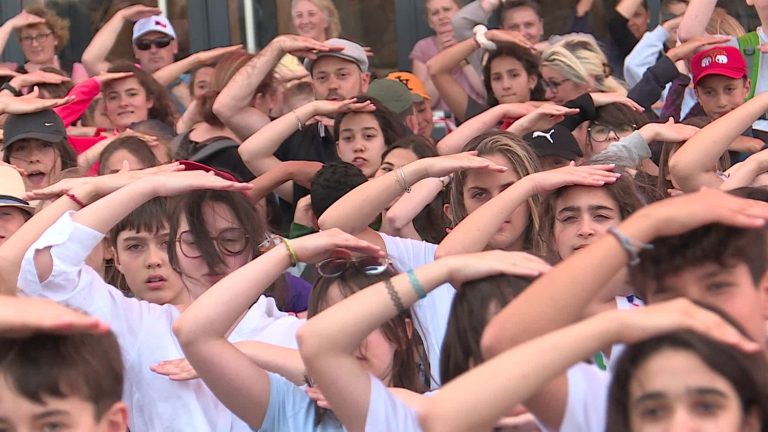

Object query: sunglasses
[135,37,173,51]
[316,256,392,278]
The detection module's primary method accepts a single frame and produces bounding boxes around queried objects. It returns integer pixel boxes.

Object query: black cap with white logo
[523,125,583,161]
[3,109,66,150]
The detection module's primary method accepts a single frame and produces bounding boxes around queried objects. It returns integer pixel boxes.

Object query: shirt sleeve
[54,77,101,127]
[17,211,173,363]
[623,25,668,87]
[451,0,491,42]
[365,375,423,432]
[596,130,651,167]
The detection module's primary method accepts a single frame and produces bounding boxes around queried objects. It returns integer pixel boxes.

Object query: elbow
[433,245,451,260]
[676,24,696,43]
[418,406,457,432]
[480,322,504,360]
[212,96,231,119]
[383,212,408,231]
[426,58,441,78]
[172,316,193,347]
[296,324,321,363]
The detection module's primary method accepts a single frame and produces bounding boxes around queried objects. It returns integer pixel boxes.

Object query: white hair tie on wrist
[473,25,497,51]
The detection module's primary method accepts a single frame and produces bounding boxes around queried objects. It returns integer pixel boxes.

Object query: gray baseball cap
[304,38,369,73]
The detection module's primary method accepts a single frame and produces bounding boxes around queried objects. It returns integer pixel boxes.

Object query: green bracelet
[407,270,427,299]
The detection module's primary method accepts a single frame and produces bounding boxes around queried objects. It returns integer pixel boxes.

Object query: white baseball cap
[132,15,177,42]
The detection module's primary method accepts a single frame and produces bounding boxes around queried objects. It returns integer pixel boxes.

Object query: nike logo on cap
[44,122,54,126]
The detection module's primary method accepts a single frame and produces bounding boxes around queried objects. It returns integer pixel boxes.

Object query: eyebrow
[34,409,71,420]
[634,388,728,407]
[557,204,615,214]
[120,236,147,243]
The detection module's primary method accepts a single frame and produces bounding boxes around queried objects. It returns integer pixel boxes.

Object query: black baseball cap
[523,125,583,161]
[3,109,66,150]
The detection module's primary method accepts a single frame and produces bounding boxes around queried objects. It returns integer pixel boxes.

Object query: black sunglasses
[135,37,173,51]
[316,256,392,278]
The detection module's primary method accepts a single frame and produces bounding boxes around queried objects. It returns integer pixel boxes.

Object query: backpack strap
[738,31,761,100]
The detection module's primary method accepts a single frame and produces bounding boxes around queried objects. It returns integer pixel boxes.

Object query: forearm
[71,180,156,234]
[412,60,440,103]
[721,156,768,190]
[318,159,430,234]
[427,38,477,77]
[481,219,643,357]
[383,178,444,232]
[461,64,486,102]
[247,163,295,203]
[422,314,618,432]
[238,102,315,176]
[81,15,123,75]
[77,136,112,171]
[175,245,291,345]
[452,1,491,42]
[0,24,15,58]
[236,341,306,385]
[615,0,644,19]
[153,55,200,86]
[436,178,533,258]
[678,0,717,41]
[670,94,768,191]
[214,45,282,139]
[623,26,669,87]
[55,78,101,127]
[437,104,507,155]
[598,131,651,167]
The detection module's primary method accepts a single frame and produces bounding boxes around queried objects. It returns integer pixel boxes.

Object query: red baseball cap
[691,45,747,86]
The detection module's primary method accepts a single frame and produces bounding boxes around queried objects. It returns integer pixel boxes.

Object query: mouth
[145,274,168,289]
[572,244,590,252]
[351,157,368,168]
[25,170,46,186]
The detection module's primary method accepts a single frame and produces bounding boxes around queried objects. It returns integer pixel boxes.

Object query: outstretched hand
[420,151,509,178]
[442,250,552,288]
[0,296,109,337]
[0,91,73,115]
[151,358,199,381]
[524,163,620,194]
[290,228,385,264]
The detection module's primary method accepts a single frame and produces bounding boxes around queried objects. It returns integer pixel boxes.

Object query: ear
[102,239,115,261]
[146,95,154,110]
[744,77,752,94]
[171,39,179,56]
[528,73,538,91]
[404,317,414,340]
[360,72,371,92]
[113,248,123,273]
[442,203,454,226]
[99,401,129,432]
[743,406,761,432]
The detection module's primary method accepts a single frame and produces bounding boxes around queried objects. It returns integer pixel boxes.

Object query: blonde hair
[541,35,626,94]
[22,5,70,51]
[291,0,342,40]
[449,131,545,255]
[705,7,746,37]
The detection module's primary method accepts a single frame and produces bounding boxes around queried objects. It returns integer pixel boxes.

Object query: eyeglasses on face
[20,32,53,45]
[316,256,393,278]
[176,228,249,259]
[588,124,637,142]
[134,37,173,51]
[541,78,571,94]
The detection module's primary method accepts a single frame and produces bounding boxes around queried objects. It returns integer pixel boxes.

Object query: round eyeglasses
[176,228,249,259]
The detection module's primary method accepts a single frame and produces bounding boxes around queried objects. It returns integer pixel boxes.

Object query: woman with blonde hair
[540,35,627,104]
[291,0,342,42]
[0,5,88,82]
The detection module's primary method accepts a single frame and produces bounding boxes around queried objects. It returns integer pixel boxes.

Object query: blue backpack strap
[739,31,761,100]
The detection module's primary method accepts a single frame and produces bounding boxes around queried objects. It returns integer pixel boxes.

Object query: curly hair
[23,5,70,51]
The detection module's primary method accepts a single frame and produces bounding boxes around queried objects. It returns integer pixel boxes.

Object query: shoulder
[410,37,439,61]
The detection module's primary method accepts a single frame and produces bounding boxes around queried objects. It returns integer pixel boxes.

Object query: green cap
[366,79,413,118]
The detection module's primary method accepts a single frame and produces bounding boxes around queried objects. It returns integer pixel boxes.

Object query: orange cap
[386,71,431,101]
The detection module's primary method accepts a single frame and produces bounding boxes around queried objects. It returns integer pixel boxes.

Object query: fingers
[674,300,761,353]
[619,97,645,112]
[324,229,385,257]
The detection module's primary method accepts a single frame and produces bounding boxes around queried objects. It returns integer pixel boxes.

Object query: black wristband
[1,82,21,97]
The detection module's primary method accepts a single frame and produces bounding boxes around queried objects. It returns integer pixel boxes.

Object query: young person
[15,169,303,431]
[481,188,768,431]
[427,31,543,121]
[174,229,427,430]
[2,109,77,191]
[0,165,36,247]
[97,136,160,175]
[0,296,127,431]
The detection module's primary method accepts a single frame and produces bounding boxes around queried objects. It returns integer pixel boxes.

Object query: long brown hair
[448,131,545,255]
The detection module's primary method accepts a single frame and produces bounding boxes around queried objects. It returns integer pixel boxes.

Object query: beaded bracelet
[607,227,653,266]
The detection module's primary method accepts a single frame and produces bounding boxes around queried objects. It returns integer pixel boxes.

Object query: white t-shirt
[365,375,423,431]
[380,233,455,389]
[18,212,305,432]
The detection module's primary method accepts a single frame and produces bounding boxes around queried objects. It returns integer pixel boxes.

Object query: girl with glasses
[15,168,305,430]
[0,7,88,82]
[174,229,428,430]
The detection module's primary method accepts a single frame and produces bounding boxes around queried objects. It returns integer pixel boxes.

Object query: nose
[146,244,164,268]
[576,218,596,238]
[716,93,728,108]
[545,87,556,100]
[669,408,698,432]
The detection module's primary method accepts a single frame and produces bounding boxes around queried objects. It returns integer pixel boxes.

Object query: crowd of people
[1,0,768,430]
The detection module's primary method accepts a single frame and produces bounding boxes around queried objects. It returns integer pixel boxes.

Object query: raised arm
[481,188,768,360]
[451,0,496,42]
[721,149,768,190]
[381,177,447,239]
[0,11,46,60]
[677,0,718,42]
[436,103,535,155]
[81,5,161,76]
[248,160,323,203]
[317,152,507,235]
[173,229,382,428]
[298,249,549,432]
[153,45,242,86]
[214,35,333,140]
[435,164,621,259]
[426,39,478,121]
[238,98,371,179]
[670,93,768,192]
[420,298,759,432]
